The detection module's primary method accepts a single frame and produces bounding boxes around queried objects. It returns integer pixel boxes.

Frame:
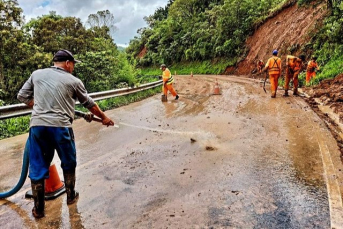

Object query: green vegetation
[0,1,139,104]
[0,1,158,139]
[126,0,289,69]
[0,116,30,139]
[140,58,235,76]
[298,0,343,84]
[127,0,343,87]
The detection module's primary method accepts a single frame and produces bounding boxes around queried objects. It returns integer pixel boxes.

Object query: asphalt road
[1,75,343,228]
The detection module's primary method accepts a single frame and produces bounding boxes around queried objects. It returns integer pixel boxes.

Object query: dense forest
[126,0,288,65]
[0,1,141,105]
[126,0,343,81]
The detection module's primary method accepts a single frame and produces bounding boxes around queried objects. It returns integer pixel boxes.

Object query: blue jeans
[28,126,76,181]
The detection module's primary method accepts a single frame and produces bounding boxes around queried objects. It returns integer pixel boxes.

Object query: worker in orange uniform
[160,64,179,100]
[284,54,306,96]
[257,59,265,73]
[306,56,320,85]
[263,50,281,98]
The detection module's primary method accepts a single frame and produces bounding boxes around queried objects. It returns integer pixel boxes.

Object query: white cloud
[17,0,169,46]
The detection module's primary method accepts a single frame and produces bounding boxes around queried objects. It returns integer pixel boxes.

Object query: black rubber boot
[283,90,289,97]
[175,95,179,100]
[31,179,45,218]
[293,88,299,96]
[63,170,79,205]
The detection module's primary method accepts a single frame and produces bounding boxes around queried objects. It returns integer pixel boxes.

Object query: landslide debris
[233,2,327,76]
[303,74,343,158]
[304,74,343,123]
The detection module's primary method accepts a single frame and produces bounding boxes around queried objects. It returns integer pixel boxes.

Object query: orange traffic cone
[45,164,65,194]
[213,79,221,95]
[25,164,66,200]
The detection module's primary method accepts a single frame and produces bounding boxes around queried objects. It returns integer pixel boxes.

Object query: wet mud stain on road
[0,75,337,228]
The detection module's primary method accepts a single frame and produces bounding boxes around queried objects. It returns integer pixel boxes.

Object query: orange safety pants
[285,68,300,91]
[306,71,316,84]
[269,73,280,96]
[163,83,177,97]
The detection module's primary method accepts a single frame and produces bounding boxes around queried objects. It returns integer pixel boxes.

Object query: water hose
[0,140,29,199]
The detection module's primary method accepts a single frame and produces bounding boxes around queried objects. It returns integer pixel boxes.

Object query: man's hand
[27,100,34,108]
[102,117,114,127]
[88,104,114,127]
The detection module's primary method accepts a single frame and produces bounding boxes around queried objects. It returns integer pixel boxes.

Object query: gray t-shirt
[18,66,95,127]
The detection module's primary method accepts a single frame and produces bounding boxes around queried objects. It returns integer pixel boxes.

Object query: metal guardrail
[0,80,163,120]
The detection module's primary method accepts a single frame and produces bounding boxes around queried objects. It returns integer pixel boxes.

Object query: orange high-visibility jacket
[306,60,319,73]
[162,68,174,85]
[265,56,281,75]
[287,55,302,72]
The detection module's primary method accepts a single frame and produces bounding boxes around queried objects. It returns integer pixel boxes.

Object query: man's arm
[27,100,34,108]
[17,76,34,106]
[316,62,320,70]
[262,59,270,72]
[88,103,114,127]
[75,80,114,126]
[286,56,289,66]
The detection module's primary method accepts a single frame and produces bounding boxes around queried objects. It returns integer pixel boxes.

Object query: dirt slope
[304,74,343,120]
[232,2,343,157]
[233,2,327,75]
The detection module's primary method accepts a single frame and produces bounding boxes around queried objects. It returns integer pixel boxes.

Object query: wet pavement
[1,75,343,228]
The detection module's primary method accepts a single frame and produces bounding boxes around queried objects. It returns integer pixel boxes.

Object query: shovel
[161,83,168,102]
[161,94,167,102]
[263,72,267,93]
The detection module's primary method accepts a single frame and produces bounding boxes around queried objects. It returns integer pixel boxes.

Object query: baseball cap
[272,50,278,55]
[53,50,81,63]
[160,64,166,69]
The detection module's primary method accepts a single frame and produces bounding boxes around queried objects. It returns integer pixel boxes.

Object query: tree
[127,0,289,66]
[86,10,117,39]
[0,0,52,103]
[75,51,137,92]
[0,0,23,92]
[24,12,92,54]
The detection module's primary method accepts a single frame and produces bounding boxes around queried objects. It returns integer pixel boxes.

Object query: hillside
[233,2,327,75]
[231,1,343,156]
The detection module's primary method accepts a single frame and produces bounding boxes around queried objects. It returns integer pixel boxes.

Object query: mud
[0,75,342,228]
[233,2,327,76]
[303,74,343,122]
[302,73,343,161]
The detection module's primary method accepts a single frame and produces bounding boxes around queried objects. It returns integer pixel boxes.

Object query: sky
[17,0,169,47]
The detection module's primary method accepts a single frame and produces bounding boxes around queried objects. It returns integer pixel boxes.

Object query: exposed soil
[137,46,147,59]
[232,2,327,76]
[304,74,343,122]
[302,74,343,158]
[232,1,343,158]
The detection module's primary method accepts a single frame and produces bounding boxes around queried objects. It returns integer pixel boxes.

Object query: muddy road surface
[1,75,343,228]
